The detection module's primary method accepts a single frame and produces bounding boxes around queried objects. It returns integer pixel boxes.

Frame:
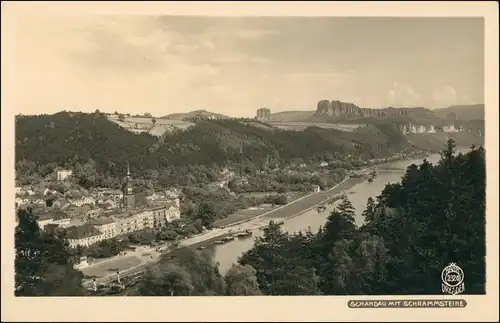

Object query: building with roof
[65,204,91,218]
[18,187,35,196]
[65,224,104,248]
[90,217,117,240]
[15,197,30,208]
[112,210,152,234]
[109,201,180,235]
[165,188,182,198]
[36,211,55,230]
[97,189,123,202]
[52,210,72,227]
[70,196,96,207]
[151,199,181,223]
[56,169,73,181]
[44,188,56,196]
[43,223,61,234]
[256,107,271,120]
[86,207,103,219]
[68,216,85,227]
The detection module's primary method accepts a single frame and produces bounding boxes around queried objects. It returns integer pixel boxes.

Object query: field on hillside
[107,116,195,137]
[269,121,363,132]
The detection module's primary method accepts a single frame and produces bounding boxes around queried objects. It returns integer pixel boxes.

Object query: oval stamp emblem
[441,263,465,295]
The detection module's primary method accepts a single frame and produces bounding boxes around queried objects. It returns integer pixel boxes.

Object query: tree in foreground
[225,264,262,296]
[239,221,322,295]
[15,208,85,296]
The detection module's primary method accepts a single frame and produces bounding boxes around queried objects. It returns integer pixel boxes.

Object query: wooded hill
[15,112,413,178]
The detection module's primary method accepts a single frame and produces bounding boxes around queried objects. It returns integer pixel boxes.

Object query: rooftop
[66,204,91,212]
[102,190,122,194]
[65,223,102,240]
[151,200,174,209]
[52,210,70,221]
[36,211,54,221]
[43,223,60,231]
[97,202,113,209]
[108,203,173,219]
[91,217,116,225]
[68,216,84,226]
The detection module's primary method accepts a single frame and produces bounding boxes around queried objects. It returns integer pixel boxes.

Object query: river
[206,147,471,274]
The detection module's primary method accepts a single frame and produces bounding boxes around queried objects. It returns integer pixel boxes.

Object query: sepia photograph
[2,1,498,322]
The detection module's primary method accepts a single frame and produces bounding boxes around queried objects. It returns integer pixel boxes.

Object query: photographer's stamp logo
[441,263,465,295]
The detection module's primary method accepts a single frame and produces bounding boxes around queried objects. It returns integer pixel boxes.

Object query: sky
[12,15,484,117]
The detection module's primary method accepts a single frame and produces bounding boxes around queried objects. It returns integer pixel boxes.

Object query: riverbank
[175,176,358,250]
[176,152,433,250]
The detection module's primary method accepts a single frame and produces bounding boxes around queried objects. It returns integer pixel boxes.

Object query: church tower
[123,163,135,209]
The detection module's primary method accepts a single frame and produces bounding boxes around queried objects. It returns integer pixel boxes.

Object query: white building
[43,188,56,196]
[165,188,181,199]
[70,196,96,206]
[17,187,35,196]
[15,197,30,207]
[113,211,149,235]
[66,224,105,248]
[56,169,73,181]
[52,210,72,228]
[165,200,181,222]
[86,207,103,219]
[443,124,460,133]
[36,211,55,230]
[91,217,118,240]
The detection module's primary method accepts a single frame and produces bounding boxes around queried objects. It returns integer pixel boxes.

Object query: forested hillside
[15,112,157,175]
[15,112,412,179]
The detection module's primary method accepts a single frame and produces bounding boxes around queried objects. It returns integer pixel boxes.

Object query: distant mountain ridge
[315,100,424,118]
[266,100,484,124]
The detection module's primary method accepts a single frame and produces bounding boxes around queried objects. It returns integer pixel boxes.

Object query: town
[16,165,181,251]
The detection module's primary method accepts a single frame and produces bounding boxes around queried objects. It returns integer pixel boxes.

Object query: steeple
[123,162,135,209]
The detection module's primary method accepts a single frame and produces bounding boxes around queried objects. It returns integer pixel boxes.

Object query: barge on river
[236,229,253,238]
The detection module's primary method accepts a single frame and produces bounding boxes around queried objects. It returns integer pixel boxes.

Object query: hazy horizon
[13,16,484,118]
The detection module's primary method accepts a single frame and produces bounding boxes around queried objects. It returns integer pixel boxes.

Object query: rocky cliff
[315,100,413,118]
